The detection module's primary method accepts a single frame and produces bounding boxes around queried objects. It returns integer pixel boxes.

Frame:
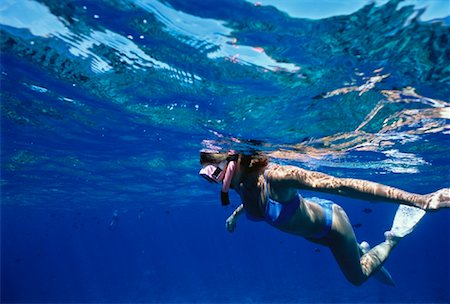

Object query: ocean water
[1,0,449,303]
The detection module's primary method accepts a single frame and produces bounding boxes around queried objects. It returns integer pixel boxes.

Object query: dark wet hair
[199,152,228,165]
[199,151,269,173]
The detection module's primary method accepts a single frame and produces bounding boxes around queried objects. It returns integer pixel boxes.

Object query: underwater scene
[1,0,449,303]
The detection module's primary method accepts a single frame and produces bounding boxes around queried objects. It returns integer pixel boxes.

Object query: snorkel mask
[199,154,238,206]
[199,161,227,184]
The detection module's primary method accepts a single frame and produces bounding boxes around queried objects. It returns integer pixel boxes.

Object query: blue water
[1,0,449,303]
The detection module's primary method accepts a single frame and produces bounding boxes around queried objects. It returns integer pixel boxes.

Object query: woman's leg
[327,204,397,286]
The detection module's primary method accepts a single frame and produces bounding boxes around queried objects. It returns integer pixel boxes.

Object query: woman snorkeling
[199,151,449,286]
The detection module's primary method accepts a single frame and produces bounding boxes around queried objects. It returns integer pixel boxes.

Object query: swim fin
[384,205,426,241]
[359,241,395,286]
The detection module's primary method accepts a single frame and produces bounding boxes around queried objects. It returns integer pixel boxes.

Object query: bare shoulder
[267,165,309,185]
[268,164,305,176]
[268,164,321,177]
[267,164,335,189]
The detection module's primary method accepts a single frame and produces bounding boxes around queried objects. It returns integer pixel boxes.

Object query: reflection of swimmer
[313,71,390,99]
[199,151,449,286]
[109,209,119,230]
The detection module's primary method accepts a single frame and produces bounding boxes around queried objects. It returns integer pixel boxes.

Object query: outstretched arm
[226,204,244,232]
[271,165,449,210]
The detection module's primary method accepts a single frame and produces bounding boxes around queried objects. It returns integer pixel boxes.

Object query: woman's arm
[226,204,244,232]
[271,165,449,210]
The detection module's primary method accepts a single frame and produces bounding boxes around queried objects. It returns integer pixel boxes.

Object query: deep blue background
[2,195,449,302]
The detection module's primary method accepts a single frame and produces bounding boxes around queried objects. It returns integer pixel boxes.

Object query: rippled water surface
[1,0,449,303]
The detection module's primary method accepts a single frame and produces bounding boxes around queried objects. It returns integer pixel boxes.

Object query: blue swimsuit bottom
[305,197,334,239]
[246,171,334,239]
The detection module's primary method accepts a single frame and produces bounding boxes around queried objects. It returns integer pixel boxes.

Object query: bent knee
[349,278,365,287]
[346,274,366,286]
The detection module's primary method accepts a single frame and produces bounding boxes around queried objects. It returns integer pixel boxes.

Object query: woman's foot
[426,188,450,210]
[384,231,401,246]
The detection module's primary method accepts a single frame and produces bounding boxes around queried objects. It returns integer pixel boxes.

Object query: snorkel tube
[220,159,236,206]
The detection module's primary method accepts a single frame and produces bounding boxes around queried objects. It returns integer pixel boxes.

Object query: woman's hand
[226,214,237,232]
[426,188,450,210]
[225,204,244,232]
